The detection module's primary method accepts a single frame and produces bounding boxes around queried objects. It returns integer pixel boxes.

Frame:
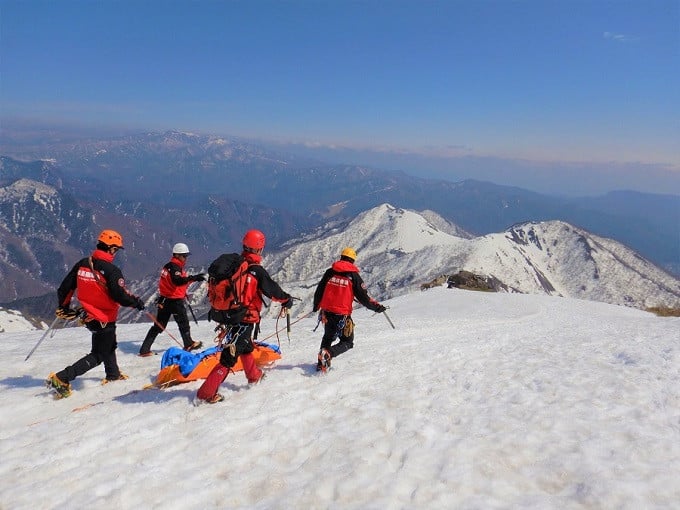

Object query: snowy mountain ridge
[97,203,680,323]
[2,203,678,331]
[262,204,679,315]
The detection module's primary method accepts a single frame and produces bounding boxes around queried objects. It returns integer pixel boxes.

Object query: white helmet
[172,243,190,255]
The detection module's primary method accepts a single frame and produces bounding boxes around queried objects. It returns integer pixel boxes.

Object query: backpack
[207,253,251,324]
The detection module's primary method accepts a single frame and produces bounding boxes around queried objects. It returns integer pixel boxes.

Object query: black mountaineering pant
[57,321,121,382]
[141,298,193,352]
[320,311,354,358]
[219,323,255,367]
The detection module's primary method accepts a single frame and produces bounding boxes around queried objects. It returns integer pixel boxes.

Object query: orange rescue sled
[154,343,281,387]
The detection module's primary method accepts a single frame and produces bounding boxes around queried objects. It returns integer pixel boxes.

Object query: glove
[374,304,387,313]
[191,273,206,282]
[56,306,79,320]
[282,297,294,309]
[133,297,145,311]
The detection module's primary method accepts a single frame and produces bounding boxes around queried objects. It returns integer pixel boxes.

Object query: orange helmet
[98,229,124,249]
[341,247,357,261]
[243,229,265,252]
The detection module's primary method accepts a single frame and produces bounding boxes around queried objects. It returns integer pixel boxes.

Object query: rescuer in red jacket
[46,230,145,398]
[195,229,293,404]
[139,242,205,356]
[313,247,385,372]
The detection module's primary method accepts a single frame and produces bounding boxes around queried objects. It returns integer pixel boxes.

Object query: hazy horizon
[1,118,679,198]
[1,0,678,196]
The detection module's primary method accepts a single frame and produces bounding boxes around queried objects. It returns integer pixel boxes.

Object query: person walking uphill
[139,243,205,356]
[46,230,146,399]
[196,229,293,404]
[313,247,386,372]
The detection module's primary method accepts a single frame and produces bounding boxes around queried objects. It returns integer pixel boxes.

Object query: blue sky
[1,0,678,195]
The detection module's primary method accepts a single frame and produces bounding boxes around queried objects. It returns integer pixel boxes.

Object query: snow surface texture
[2,288,679,509]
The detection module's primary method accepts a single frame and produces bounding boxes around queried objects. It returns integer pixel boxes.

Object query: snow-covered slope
[2,289,679,509]
[466,221,680,308]
[0,307,41,333]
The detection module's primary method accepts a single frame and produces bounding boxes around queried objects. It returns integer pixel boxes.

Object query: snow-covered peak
[0,178,58,199]
[264,204,679,314]
[344,204,469,254]
[265,204,469,295]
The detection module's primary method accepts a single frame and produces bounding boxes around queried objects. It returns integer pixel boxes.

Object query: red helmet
[242,229,265,251]
[98,229,124,249]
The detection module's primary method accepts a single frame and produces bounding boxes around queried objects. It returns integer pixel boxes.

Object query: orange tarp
[154,344,281,387]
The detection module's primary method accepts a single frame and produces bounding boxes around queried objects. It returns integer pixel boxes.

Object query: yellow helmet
[341,247,357,261]
[98,229,124,249]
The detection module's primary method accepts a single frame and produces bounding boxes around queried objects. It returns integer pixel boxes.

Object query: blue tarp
[160,346,220,376]
[159,342,281,377]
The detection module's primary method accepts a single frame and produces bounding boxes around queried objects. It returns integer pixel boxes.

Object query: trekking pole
[145,311,183,347]
[185,280,202,325]
[382,309,396,329]
[50,323,61,338]
[186,298,198,325]
[286,308,291,344]
[260,310,315,343]
[25,316,60,361]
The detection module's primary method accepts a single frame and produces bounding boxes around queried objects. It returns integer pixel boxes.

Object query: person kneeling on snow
[313,247,385,373]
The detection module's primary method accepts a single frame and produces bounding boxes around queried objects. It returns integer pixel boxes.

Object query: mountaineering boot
[46,373,72,399]
[193,392,225,406]
[101,373,129,385]
[317,349,332,373]
[207,393,225,404]
[185,340,203,352]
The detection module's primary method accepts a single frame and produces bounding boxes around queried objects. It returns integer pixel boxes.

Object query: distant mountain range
[0,129,678,317]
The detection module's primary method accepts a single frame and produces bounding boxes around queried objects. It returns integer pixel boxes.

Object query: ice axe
[186,298,198,325]
[382,309,396,329]
[25,316,60,361]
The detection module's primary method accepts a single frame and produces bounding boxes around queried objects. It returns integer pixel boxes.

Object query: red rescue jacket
[239,251,290,323]
[57,249,140,322]
[314,259,381,315]
[158,257,190,299]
